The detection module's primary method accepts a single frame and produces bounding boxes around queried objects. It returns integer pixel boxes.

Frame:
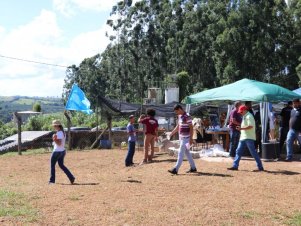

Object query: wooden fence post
[64,111,72,150]
[13,112,22,155]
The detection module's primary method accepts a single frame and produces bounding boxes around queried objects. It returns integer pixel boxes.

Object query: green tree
[33,103,41,112]
[63,0,301,105]
[177,71,190,102]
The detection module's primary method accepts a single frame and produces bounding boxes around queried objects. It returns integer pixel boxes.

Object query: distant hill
[0,96,65,123]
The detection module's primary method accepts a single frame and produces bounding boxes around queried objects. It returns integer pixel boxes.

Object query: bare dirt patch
[0,149,300,226]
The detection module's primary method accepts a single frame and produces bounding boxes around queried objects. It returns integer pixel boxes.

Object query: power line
[0,54,69,68]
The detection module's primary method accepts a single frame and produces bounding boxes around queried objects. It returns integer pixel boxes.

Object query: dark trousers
[230,130,240,157]
[279,127,289,156]
[125,141,136,166]
[49,151,74,183]
[255,128,262,154]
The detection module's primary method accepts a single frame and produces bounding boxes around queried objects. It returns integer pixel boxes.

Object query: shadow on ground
[177,172,233,177]
[265,170,300,175]
[58,182,100,186]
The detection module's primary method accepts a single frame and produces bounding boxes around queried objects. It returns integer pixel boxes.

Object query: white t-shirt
[53,131,65,152]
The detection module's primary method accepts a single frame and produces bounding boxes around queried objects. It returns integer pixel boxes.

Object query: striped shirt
[178,112,192,137]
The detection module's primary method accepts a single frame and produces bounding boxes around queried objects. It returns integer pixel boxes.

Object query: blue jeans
[49,151,75,183]
[286,129,301,159]
[230,130,240,157]
[233,139,263,170]
[125,141,136,166]
[174,137,196,171]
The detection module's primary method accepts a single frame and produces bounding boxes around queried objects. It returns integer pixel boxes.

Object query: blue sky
[0,0,120,97]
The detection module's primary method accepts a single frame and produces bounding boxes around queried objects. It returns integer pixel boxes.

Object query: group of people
[124,104,197,174]
[126,99,301,174]
[124,102,265,174]
[228,103,264,171]
[48,98,301,183]
[229,99,301,163]
[279,99,301,161]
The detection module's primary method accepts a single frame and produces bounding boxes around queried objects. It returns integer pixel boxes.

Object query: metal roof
[4,131,52,142]
[98,96,207,117]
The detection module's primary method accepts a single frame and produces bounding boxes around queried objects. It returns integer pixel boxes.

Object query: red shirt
[140,117,158,135]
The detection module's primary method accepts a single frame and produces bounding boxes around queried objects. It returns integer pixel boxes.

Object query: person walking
[49,120,75,184]
[138,109,158,164]
[285,99,301,161]
[168,104,197,175]
[229,101,242,157]
[125,115,137,167]
[227,105,264,171]
[279,101,293,157]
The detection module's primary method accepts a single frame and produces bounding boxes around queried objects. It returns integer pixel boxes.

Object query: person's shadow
[264,170,300,175]
[58,182,100,186]
[179,172,233,177]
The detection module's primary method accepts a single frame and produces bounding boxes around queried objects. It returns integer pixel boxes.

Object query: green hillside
[0,96,65,123]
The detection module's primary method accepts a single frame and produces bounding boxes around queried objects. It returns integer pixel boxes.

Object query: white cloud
[67,27,110,63]
[0,10,63,79]
[0,72,64,97]
[0,26,5,38]
[0,9,112,97]
[53,0,119,17]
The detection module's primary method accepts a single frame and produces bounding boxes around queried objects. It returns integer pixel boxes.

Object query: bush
[0,113,130,140]
[0,121,17,140]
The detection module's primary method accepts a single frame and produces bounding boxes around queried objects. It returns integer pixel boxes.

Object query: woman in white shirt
[49,120,75,184]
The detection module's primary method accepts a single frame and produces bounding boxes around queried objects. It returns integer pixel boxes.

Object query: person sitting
[219,112,227,128]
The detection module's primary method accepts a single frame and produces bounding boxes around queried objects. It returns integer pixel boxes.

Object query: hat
[129,115,135,119]
[52,120,62,126]
[238,105,248,114]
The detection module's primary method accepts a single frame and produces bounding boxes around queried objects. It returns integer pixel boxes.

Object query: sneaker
[70,178,75,184]
[186,168,197,173]
[48,182,55,185]
[284,158,292,162]
[168,168,178,175]
[227,166,238,171]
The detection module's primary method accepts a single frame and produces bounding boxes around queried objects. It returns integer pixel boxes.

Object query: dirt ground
[0,148,300,226]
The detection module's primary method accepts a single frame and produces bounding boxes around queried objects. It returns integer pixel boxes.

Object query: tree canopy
[63,0,301,108]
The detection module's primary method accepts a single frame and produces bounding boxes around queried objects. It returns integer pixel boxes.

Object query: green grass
[241,211,258,219]
[0,96,64,123]
[1,148,49,157]
[14,98,35,105]
[68,194,81,201]
[287,212,301,225]
[0,189,39,222]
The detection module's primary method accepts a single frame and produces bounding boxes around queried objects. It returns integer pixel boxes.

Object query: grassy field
[0,148,300,225]
[0,96,64,123]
